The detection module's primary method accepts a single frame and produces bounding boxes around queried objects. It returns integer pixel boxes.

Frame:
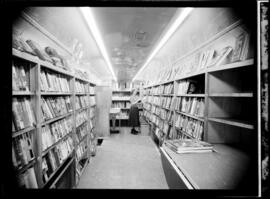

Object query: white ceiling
[23,7,178,82]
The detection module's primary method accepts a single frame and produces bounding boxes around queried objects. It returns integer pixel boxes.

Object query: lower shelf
[160,143,256,191]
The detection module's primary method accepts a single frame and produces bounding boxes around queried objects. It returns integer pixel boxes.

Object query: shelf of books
[111,90,131,127]
[142,21,257,191]
[12,47,97,189]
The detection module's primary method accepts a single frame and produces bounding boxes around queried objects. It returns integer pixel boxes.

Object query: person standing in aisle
[129,99,140,134]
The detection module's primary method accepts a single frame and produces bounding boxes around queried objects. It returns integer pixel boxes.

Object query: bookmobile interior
[7,4,267,197]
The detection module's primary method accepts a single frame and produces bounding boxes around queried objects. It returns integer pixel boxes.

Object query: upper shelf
[12,48,96,85]
[144,59,254,89]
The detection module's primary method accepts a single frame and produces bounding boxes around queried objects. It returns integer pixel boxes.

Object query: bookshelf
[110,90,131,128]
[142,21,257,191]
[12,48,97,189]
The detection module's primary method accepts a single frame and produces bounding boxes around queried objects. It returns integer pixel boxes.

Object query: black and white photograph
[1,0,269,198]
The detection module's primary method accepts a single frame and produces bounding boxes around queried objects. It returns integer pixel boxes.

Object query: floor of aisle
[77,127,169,189]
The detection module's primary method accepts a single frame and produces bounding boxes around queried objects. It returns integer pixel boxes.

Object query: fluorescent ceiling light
[80,7,117,81]
[132,8,193,82]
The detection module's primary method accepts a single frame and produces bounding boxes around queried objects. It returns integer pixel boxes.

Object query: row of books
[176,97,205,117]
[76,110,88,128]
[75,81,89,93]
[12,97,36,131]
[76,96,89,110]
[150,106,172,122]
[111,102,131,109]
[41,97,72,122]
[12,131,35,169]
[112,93,130,97]
[40,70,70,93]
[150,32,249,86]
[160,96,173,110]
[17,167,38,188]
[176,80,203,95]
[164,139,213,154]
[74,69,90,81]
[175,114,204,140]
[149,86,160,95]
[160,83,174,95]
[12,62,30,92]
[90,96,96,106]
[41,117,73,152]
[42,136,74,183]
[76,139,88,161]
[75,122,89,144]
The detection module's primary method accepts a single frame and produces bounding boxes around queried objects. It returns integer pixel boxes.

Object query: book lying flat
[164,139,213,153]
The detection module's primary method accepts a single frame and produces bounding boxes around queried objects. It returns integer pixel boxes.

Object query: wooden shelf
[15,157,37,175]
[12,91,35,96]
[76,158,89,180]
[12,126,36,138]
[12,48,39,63]
[42,132,73,156]
[112,98,130,101]
[42,152,73,188]
[41,92,72,96]
[12,48,97,188]
[76,106,90,112]
[112,90,131,92]
[49,157,74,188]
[76,148,89,163]
[41,112,72,126]
[75,92,89,95]
[161,143,251,189]
[208,117,254,129]
[40,60,73,78]
[207,59,254,73]
[209,93,253,97]
[76,133,88,146]
[75,76,90,83]
[176,110,204,122]
[176,94,205,97]
[161,94,174,96]
[76,120,88,129]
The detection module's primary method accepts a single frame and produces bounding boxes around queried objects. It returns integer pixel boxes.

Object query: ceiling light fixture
[132,8,193,82]
[80,7,117,81]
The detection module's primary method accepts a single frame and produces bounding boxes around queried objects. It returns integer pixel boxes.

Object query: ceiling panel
[92,7,178,81]
[22,7,178,82]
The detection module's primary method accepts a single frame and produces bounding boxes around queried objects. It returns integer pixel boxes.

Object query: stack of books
[164,139,214,154]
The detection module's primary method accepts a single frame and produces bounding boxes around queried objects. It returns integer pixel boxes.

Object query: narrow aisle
[77,128,169,189]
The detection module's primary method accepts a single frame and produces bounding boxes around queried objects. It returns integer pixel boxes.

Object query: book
[26,40,52,63]
[214,46,233,66]
[18,167,38,188]
[231,31,248,62]
[12,98,36,131]
[12,132,35,169]
[164,139,213,153]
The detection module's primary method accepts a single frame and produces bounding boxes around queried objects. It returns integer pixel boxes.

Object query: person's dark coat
[129,104,140,127]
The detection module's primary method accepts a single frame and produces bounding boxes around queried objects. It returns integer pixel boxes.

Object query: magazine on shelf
[164,139,214,154]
